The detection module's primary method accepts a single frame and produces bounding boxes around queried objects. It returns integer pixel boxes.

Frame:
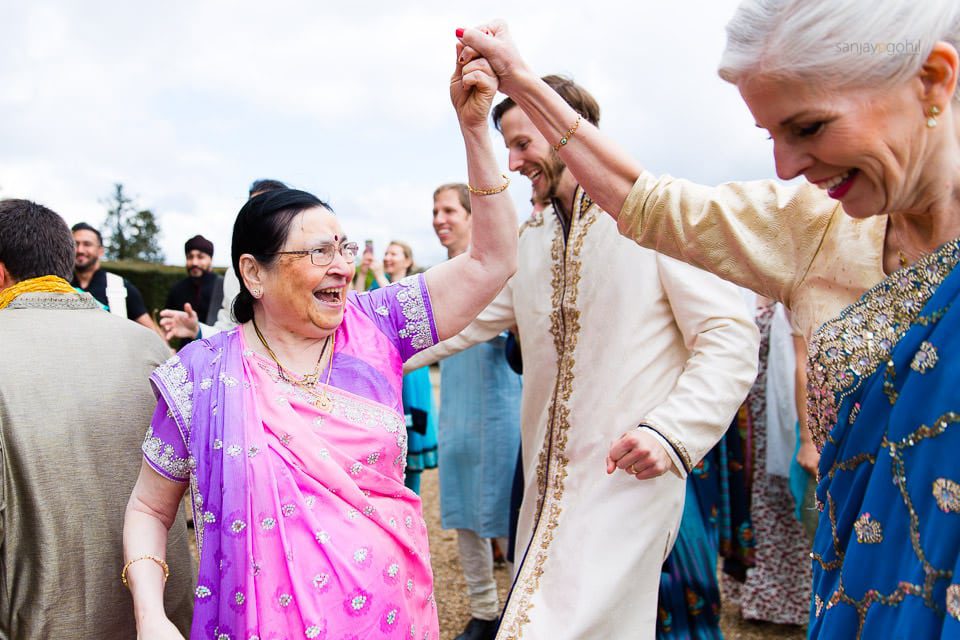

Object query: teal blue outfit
[437,334,522,537]
[807,239,960,639]
[657,426,754,639]
[402,366,438,494]
[657,468,723,639]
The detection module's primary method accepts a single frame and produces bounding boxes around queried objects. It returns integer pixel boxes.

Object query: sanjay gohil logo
[836,39,922,56]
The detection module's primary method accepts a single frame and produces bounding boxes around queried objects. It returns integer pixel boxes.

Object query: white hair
[718,0,960,101]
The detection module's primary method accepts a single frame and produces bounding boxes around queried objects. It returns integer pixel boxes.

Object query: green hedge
[102,261,227,315]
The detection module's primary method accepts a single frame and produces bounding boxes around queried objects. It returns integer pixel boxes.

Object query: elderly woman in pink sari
[121,54,517,640]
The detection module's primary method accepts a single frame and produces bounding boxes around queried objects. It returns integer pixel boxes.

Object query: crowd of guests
[1,1,959,639]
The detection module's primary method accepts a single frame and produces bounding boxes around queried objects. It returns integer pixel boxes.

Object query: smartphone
[364,239,374,255]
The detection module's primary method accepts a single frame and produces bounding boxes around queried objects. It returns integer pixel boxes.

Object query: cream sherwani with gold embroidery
[408,187,759,639]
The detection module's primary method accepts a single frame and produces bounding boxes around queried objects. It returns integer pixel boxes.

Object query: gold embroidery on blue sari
[808,240,959,449]
[807,240,960,638]
[947,584,960,621]
[933,478,960,514]
[853,513,883,544]
[910,341,939,374]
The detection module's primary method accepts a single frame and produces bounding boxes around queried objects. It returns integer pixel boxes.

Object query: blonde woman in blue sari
[458,1,960,637]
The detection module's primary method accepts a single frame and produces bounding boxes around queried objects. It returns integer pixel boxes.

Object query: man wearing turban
[164,234,224,328]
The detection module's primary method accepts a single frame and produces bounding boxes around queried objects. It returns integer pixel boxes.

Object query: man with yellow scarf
[0,199,194,638]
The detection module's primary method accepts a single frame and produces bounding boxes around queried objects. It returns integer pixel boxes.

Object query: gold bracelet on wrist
[553,115,582,152]
[121,555,170,588]
[467,174,510,196]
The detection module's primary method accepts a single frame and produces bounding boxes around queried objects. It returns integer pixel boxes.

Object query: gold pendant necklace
[314,384,333,411]
[892,219,921,270]
[252,318,336,410]
[304,331,336,411]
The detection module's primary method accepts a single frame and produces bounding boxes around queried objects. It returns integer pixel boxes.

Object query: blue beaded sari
[807,238,960,639]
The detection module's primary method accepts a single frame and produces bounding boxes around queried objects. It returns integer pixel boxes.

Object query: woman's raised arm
[424,50,518,341]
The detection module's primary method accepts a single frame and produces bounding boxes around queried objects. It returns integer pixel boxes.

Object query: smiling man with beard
[406,74,759,638]
[71,221,160,334]
[164,234,224,328]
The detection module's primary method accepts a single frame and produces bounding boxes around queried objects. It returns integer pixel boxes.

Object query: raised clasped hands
[454,20,530,98]
[450,41,500,129]
[606,429,677,481]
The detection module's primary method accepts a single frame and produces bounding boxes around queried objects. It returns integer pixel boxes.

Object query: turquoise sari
[807,239,960,639]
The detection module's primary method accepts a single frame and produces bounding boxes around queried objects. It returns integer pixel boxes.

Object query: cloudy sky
[1,0,776,269]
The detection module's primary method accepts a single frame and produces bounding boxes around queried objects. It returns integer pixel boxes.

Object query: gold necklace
[891,219,913,269]
[297,353,336,411]
[251,319,336,410]
[252,317,327,383]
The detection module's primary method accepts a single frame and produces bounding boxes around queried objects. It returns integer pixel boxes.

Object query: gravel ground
[419,467,512,640]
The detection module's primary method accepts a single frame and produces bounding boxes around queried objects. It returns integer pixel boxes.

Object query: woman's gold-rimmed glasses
[270,242,359,266]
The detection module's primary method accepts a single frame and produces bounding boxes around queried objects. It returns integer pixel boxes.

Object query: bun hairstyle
[231,188,332,323]
[719,0,960,102]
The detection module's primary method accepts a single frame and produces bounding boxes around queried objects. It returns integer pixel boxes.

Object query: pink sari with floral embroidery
[143,275,440,639]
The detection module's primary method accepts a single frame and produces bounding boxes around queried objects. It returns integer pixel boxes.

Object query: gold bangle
[553,115,582,152]
[467,174,510,196]
[121,555,170,588]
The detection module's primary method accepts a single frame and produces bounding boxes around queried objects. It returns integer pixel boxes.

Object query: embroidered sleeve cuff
[395,274,440,358]
[637,423,690,479]
[142,426,191,482]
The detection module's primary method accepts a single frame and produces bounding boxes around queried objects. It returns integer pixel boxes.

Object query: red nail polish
[455,28,464,38]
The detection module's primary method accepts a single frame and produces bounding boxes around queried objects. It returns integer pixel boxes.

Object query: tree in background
[102,183,164,263]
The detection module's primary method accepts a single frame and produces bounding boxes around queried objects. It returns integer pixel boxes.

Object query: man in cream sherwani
[408,75,759,639]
